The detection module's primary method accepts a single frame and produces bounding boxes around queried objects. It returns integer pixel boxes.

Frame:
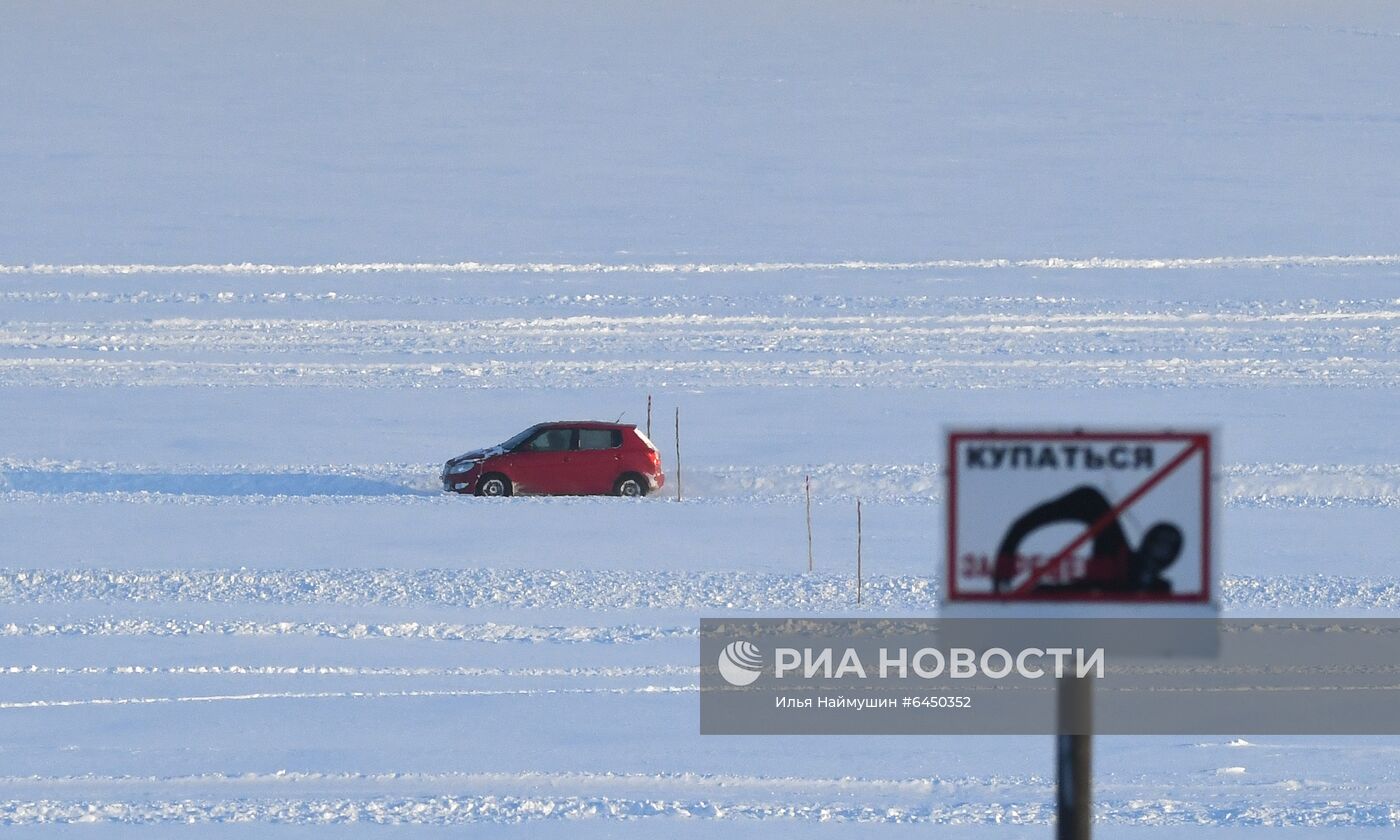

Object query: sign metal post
[1056,674,1092,840]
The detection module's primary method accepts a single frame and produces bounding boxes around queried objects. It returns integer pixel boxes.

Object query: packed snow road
[1,264,1397,391]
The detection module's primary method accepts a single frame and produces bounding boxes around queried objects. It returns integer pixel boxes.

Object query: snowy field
[2,1,1399,836]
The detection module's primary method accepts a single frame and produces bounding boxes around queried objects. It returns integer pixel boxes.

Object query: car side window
[578,429,622,450]
[525,428,573,452]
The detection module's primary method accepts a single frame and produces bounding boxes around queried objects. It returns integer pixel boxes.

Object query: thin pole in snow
[646,394,652,439]
[674,407,682,501]
[805,475,813,572]
[856,497,863,604]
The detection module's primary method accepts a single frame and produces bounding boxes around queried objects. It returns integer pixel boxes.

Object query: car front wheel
[614,474,647,498]
[476,474,512,497]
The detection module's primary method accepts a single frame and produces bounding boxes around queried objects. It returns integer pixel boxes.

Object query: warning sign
[946,430,1213,603]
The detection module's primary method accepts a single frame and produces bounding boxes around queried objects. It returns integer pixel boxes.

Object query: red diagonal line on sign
[1009,439,1204,597]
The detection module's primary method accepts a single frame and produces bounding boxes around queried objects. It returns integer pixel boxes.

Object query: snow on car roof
[541,420,635,428]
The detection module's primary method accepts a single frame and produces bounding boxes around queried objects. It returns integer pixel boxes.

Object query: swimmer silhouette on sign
[992,485,1183,595]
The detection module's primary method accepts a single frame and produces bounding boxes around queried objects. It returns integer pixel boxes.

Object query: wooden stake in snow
[805,475,814,572]
[674,407,682,501]
[856,497,863,604]
[646,394,652,439]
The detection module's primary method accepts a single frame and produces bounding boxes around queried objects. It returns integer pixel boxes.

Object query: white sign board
[946,430,1214,604]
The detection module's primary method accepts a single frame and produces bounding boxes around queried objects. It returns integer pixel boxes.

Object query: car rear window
[578,429,622,450]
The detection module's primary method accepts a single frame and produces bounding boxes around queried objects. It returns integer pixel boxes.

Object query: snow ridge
[5,459,1399,506]
[4,570,1400,612]
[3,356,1397,390]
[0,665,693,678]
[0,794,1395,826]
[5,254,1400,275]
[5,311,1394,367]
[0,768,1039,793]
[0,619,689,644]
[0,686,692,711]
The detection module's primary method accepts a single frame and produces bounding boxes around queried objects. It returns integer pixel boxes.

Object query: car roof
[538,420,635,430]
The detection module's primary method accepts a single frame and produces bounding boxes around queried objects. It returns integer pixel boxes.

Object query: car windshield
[499,425,541,451]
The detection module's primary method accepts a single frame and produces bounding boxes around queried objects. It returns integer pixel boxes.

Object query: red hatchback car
[442,421,665,497]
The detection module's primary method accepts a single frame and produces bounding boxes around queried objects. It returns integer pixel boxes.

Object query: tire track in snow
[5,460,1398,506]
[5,253,1400,275]
[3,290,1394,320]
[14,307,1400,326]
[0,768,1040,795]
[4,313,1394,361]
[0,664,694,678]
[0,793,1396,826]
[0,568,925,611]
[0,685,693,711]
[9,308,1399,332]
[7,488,1392,508]
[696,462,1400,507]
[2,356,1397,389]
[3,571,1400,612]
[11,662,1400,680]
[0,619,692,644]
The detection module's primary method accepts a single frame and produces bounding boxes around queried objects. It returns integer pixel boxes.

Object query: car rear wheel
[476,474,512,497]
[614,474,647,498]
